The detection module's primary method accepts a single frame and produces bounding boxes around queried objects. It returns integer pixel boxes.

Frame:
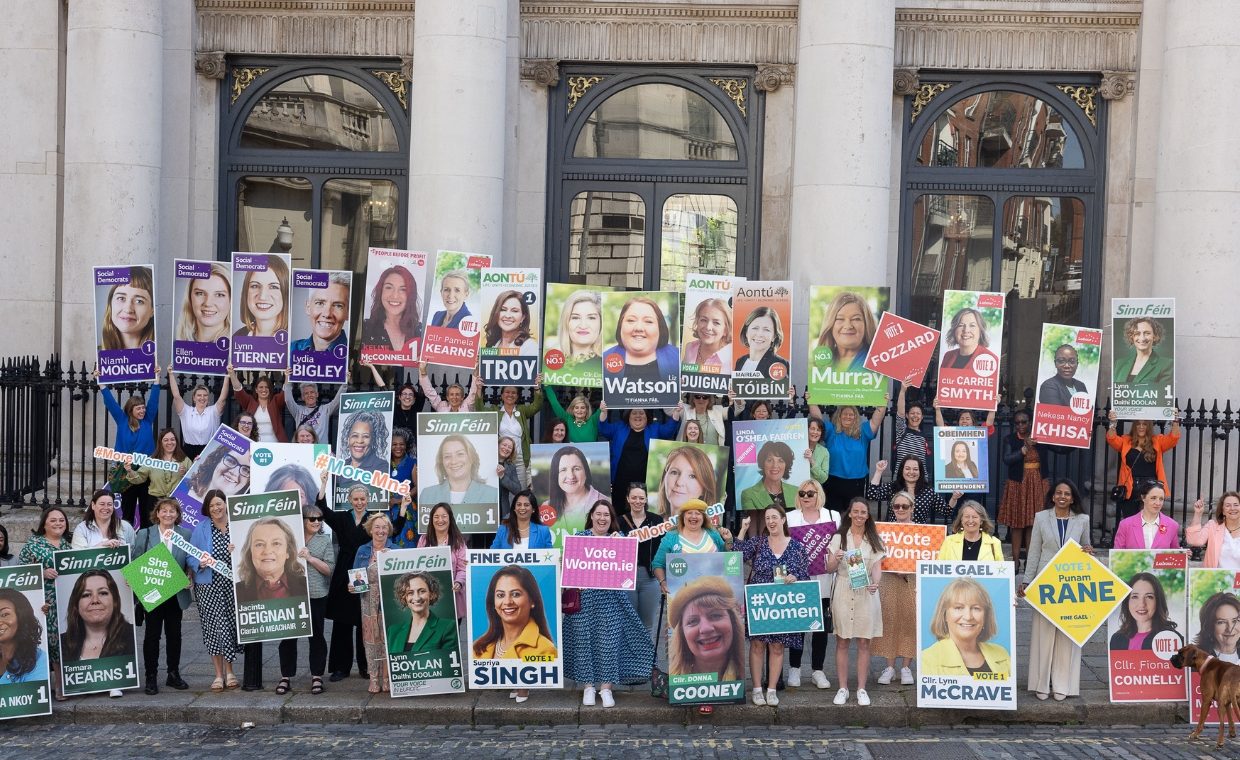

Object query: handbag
[561,587,581,615]
[650,594,668,699]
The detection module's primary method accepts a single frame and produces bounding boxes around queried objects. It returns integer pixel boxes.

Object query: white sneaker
[832,687,849,705]
[600,688,615,708]
[109,689,123,699]
[582,686,596,706]
[900,667,914,685]
[509,690,518,699]
[765,688,779,706]
[752,688,766,706]
[857,689,871,706]
[786,669,801,688]
[812,670,831,689]
[877,666,895,685]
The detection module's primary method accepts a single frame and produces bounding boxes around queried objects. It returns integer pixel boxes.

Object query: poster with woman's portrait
[807,285,889,406]
[730,281,792,401]
[527,442,611,547]
[0,564,52,719]
[250,441,332,511]
[230,252,291,371]
[935,290,1005,413]
[170,424,252,529]
[915,560,1016,711]
[1187,568,1240,724]
[378,547,464,697]
[228,490,312,644]
[1031,323,1102,449]
[333,391,396,511]
[416,412,500,534]
[465,548,562,690]
[680,275,735,396]
[358,248,429,367]
[1105,550,1187,703]
[289,268,352,385]
[540,283,616,388]
[172,258,230,375]
[731,419,810,511]
[52,546,139,697]
[601,291,681,409]
[1111,298,1176,421]
[93,264,157,385]
[931,427,989,493]
[420,250,493,370]
[645,439,729,517]
[663,551,747,705]
[478,268,541,386]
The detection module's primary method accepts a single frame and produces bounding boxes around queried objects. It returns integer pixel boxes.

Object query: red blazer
[235,387,289,442]
[1112,512,1180,550]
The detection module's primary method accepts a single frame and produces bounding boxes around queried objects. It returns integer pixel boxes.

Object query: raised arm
[169,369,186,414]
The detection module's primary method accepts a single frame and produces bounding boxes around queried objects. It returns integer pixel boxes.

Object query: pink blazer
[1113,512,1180,550]
[1186,520,1232,568]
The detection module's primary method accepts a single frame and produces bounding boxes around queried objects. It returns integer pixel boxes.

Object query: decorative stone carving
[197,0,415,58]
[400,55,413,83]
[893,68,919,97]
[754,64,794,93]
[196,51,226,80]
[520,58,561,87]
[1099,70,1136,101]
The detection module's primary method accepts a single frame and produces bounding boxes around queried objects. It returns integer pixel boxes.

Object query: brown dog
[1171,644,1240,748]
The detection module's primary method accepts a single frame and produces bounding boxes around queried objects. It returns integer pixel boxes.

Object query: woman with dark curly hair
[0,587,49,685]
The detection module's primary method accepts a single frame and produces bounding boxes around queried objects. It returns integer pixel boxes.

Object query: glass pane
[236,176,313,268]
[573,83,738,161]
[321,179,401,343]
[568,191,646,289]
[240,74,398,152]
[1001,196,1086,397]
[659,194,738,292]
[908,195,995,329]
[917,91,1084,169]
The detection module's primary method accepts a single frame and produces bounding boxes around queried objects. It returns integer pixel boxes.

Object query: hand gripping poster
[250,441,333,511]
[731,281,792,401]
[169,424,252,529]
[731,419,810,511]
[0,564,53,720]
[916,560,1017,710]
[416,412,500,534]
[1186,568,1240,725]
[420,250,492,370]
[478,268,541,386]
[93,265,157,385]
[230,252,291,371]
[645,439,730,517]
[932,426,990,492]
[1105,549,1188,703]
[681,275,735,396]
[864,312,940,388]
[378,547,465,697]
[528,442,611,547]
[358,248,428,367]
[465,548,562,690]
[228,490,313,644]
[172,259,230,375]
[601,291,681,409]
[1111,298,1176,421]
[664,551,747,706]
[53,547,139,697]
[807,285,889,406]
[1032,324,1102,448]
[540,283,616,388]
[289,268,352,385]
[332,391,397,512]
[935,290,1005,413]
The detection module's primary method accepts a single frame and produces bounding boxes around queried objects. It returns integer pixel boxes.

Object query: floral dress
[18,535,66,666]
[735,535,809,648]
[360,552,389,690]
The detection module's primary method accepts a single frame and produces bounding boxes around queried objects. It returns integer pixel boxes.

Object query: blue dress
[562,531,655,685]
[735,535,809,648]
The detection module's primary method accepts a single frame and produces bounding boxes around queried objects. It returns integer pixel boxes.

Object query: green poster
[333,391,396,511]
[745,581,824,636]
[53,546,140,696]
[121,542,189,612]
[664,552,747,705]
[0,564,53,720]
[228,489,314,644]
[378,547,465,697]
[807,285,889,405]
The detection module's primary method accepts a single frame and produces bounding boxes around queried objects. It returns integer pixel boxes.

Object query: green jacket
[385,611,459,657]
[475,388,544,465]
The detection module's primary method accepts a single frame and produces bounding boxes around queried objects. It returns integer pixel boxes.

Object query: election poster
[378,547,465,697]
[416,412,500,534]
[680,275,735,396]
[358,248,429,367]
[645,439,730,517]
[250,441,332,510]
[1187,568,1240,725]
[787,518,837,578]
[935,290,1005,413]
[731,281,792,400]
[528,442,611,547]
[228,489,312,644]
[732,419,810,511]
[172,259,230,375]
[230,252,291,371]
[931,427,990,492]
[1024,540,1128,646]
[170,424,252,529]
[121,542,190,613]
[1111,298,1176,421]
[541,283,615,388]
[626,501,727,545]
[465,548,562,690]
[916,560,1017,711]
[93,264,157,385]
[864,312,940,388]
[561,534,638,591]
[600,291,681,409]
[332,391,396,512]
[878,522,947,574]
[746,580,824,636]
[664,551,747,706]
[478,267,541,386]
[0,564,53,720]
[1032,324,1102,448]
[807,285,889,406]
[1105,549,1188,703]
[289,268,351,385]
[421,250,492,369]
[53,546,139,697]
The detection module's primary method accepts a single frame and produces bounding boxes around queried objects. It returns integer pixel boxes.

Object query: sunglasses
[691,394,710,400]
[892,503,913,510]
[305,516,323,522]
[797,490,817,499]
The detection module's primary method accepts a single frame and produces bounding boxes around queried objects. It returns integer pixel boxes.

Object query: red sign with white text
[864,312,940,387]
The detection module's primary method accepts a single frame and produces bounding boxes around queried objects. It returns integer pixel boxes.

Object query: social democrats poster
[421,250,492,370]
[1024,540,1128,646]
[93,265,157,385]
[1032,324,1102,449]
[916,560,1017,711]
[807,285,889,406]
[332,391,396,512]
[478,268,541,387]
[664,551,747,706]
[53,547,139,697]
[541,283,616,389]
[358,247,428,367]
[1187,568,1240,725]
[378,547,465,697]
[645,439,730,517]
[730,281,792,401]
[172,258,230,375]
[527,442,611,547]
[681,275,735,396]
[935,290,1005,413]
[169,424,252,530]
[864,312,939,388]
[228,490,312,644]
[732,419,809,511]
[289,268,352,385]
[0,564,53,720]
[1111,298,1176,421]
[1105,549,1188,703]
[416,412,500,534]
[230,252,291,371]
[932,427,990,493]
[465,548,562,690]
[600,291,681,409]
[561,534,638,591]
[877,523,947,574]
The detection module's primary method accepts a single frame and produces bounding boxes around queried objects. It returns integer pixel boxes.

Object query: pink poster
[560,535,639,590]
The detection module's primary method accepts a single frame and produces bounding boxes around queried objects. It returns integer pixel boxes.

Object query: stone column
[409,0,511,258]
[61,0,163,361]
[1151,0,1240,401]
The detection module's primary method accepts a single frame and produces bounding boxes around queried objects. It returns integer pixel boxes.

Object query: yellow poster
[1024,540,1129,646]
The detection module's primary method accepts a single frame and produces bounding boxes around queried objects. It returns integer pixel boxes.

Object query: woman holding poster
[872,491,918,686]
[17,507,70,699]
[997,409,1054,575]
[416,504,468,620]
[1187,493,1240,569]
[809,401,887,513]
[865,458,958,525]
[938,502,1003,561]
[919,577,1010,676]
[825,498,886,706]
[188,490,242,691]
[360,265,423,358]
[99,267,155,351]
[234,256,289,338]
[352,512,396,693]
[177,262,232,344]
[1106,410,1181,522]
[786,481,838,689]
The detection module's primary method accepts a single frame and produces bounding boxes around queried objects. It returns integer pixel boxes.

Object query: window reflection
[574,83,738,161]
[236,176,312,267]
[659,194,738,292]
[909,195,994,329]
[917,91,1083,169]
[320,179,399,272]
[240,75,398,152]
[568,191,646,288]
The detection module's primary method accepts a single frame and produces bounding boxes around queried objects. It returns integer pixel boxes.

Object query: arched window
[547,69,762,292]
[899,77,1104,401]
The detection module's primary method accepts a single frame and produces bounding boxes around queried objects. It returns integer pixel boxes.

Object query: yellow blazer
[937,532,1004,562]
[919,637,1011,677]
[476,619,558,661]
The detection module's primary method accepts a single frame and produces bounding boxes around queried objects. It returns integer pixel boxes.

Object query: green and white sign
[121,542,189,612]
[745,580,823,636]
[53,546,139,696]
[664,551,746,706]
[0,564,53,720]
[378,547,464,697]
[229,490,313,644]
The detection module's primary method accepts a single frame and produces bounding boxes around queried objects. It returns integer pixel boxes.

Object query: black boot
[144,675,159,696]
[166,671,189,690]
